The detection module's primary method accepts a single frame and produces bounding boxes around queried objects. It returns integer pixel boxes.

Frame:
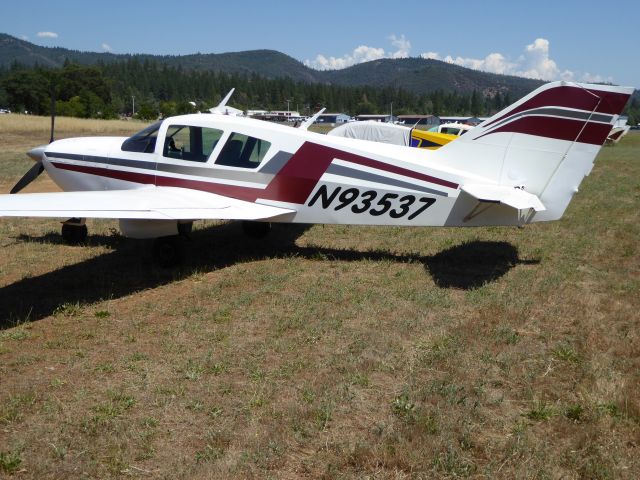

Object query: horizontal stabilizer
[0,186,295,220]
[461,184,546,212]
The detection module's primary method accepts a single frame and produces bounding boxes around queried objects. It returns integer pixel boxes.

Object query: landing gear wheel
[242,221,271,239]
[153,236,184,268]
[61,223,88,245]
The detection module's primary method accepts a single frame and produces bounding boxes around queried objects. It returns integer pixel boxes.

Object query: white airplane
[0,81,633,265]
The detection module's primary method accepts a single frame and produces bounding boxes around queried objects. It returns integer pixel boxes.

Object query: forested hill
[318,58,543,97]
[0,34,316,83]
[0,33,541,97]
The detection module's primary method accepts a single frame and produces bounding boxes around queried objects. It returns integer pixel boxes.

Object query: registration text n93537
[307,185,436,220]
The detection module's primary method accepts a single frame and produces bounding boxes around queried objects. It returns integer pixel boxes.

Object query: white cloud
[102,43,113,52]
[421,38,611,83]
[305,45,385,70]
[515,38,558,80]
[307,36,611,83]
[580,72,613,84]
[305,34,406,70]
[483,53,515,76]
[20,35,29,41]
[422,51,441,60]
[389,34,411,59]
[560,70,575,81]
[435,52,516,76]
[37,31,58,38]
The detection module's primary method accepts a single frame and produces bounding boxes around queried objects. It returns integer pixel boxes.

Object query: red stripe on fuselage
[333,150,459,189]
[264,143,459,201]
[51,142,458,204]
[52,162,265,201]
[53,162,155,186]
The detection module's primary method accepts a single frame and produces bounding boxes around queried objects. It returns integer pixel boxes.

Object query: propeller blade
[10,160,45,194]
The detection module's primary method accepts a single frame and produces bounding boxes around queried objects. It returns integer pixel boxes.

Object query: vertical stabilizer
[433,82,633,220]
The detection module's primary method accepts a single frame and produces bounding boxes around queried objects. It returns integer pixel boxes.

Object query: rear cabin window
[121,121,162,153]
[441,127,462,135]
[163,125,224,162]
[215,133,271,169]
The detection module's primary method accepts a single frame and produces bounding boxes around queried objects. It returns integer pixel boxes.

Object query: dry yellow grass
[0,119,638,479]
[0,113,146,139]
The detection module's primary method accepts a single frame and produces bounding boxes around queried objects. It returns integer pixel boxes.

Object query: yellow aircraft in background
[410,123,473,150]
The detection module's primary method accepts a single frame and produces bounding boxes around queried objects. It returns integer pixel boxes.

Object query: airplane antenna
[209,88,237,114]
[49,82,56,143]
[298,108,326,131]
[218,88,235,108]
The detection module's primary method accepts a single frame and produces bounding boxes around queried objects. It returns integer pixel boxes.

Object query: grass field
[0,115,638,479]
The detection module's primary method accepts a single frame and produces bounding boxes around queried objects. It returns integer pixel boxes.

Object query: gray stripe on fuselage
[259,151,293,175]
[155,162,273,183]
[47,152,100,162]
[326,163,448,197]
[46,151,279,184]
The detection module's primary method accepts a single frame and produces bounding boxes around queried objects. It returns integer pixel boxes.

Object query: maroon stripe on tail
[484,86,630,128]
[477,116,612,145]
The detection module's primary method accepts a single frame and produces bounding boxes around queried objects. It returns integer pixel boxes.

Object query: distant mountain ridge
[316,57,544,97]
[0,33,544,97]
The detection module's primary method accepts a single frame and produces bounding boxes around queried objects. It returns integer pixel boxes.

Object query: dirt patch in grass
[0,119,639,478]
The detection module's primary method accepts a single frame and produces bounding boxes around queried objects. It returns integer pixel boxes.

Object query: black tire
[177,221,193,237]
[153,236,184,268]
[61,224,88,245]
[242,221,271,239]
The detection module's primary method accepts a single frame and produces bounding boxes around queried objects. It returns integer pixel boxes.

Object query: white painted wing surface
[461,184,546,212]
[0,186,295,220]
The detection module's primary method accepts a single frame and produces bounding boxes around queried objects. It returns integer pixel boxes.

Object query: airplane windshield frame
[121,121,162,153]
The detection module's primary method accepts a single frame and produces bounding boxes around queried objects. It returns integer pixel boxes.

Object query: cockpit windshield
[121,121,162,153]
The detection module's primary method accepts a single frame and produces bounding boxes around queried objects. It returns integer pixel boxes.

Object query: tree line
[0,60,513,120]
[0,59,637,124]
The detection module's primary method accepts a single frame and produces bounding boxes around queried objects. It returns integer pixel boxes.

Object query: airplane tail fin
[434,81,634,221]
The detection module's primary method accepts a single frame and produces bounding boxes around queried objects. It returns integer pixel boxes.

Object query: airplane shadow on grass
[0,223,538,326]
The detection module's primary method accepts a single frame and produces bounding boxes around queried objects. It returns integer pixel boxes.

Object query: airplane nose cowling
[27,144,47,162]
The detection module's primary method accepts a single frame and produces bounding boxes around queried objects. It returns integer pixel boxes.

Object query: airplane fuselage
[40,114,517,228]
[5,81,632,245]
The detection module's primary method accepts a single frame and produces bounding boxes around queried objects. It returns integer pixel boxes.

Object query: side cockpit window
[121,121,162,153]
[163,125,224,162]
[215,132,271,169]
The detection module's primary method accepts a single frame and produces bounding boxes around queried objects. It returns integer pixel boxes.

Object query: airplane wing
[0,186,295,220]
[461,184,546,212]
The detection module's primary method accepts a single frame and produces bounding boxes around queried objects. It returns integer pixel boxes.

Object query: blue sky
[2,0,638,86]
